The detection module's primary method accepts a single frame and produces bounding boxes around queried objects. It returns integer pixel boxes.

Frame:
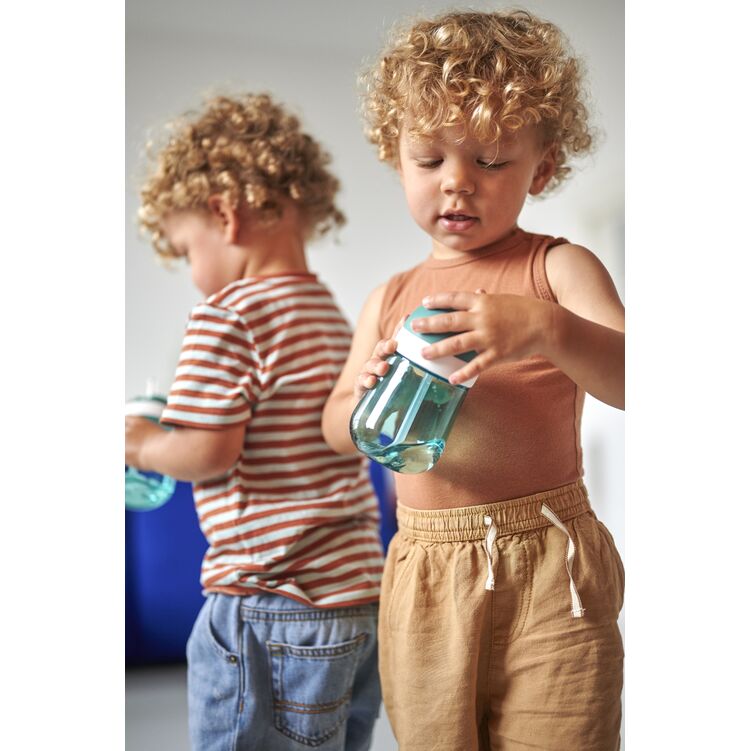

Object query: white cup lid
[125,396,166,419]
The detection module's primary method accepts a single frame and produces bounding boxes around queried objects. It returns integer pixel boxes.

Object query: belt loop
[540,504,585,618]
[483,515,497,591]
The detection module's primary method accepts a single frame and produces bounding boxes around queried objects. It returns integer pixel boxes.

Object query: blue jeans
[186,593,381,751]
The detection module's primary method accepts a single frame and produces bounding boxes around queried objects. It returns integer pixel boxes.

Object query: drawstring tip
[542,504,586,621]
[483,515,497,593]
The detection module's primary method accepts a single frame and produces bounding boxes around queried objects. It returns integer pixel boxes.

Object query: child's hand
[354,316,407,401]
[415,290,551,385]
[125,416,164,471]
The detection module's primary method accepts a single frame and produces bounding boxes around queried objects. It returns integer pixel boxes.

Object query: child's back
[161,271,382,604]
[126,92,383,751]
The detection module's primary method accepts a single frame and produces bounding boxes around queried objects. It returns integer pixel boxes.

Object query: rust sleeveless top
[379,228,584,508]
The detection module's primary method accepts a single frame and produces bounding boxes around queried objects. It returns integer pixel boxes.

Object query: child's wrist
[538,300,563,360]
[138,423,167,472]
[137,437,155,473]
[534,300,559,360]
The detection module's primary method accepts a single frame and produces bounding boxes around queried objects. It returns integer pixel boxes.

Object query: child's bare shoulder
[546,243,615,291]
[545,242,623,324]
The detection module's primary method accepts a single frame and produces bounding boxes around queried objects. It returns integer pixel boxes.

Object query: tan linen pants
[379,481,624,751]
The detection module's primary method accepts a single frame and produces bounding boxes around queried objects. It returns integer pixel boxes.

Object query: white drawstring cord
[540,504,585,618]
[483,515,497,591]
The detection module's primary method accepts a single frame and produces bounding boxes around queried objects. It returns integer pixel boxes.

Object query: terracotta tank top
[379,228,584,508]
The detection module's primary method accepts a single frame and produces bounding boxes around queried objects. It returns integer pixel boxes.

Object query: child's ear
[528,144,559,196]
[207,194,240,243]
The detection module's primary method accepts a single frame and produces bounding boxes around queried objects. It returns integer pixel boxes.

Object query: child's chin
[431,234,486,255]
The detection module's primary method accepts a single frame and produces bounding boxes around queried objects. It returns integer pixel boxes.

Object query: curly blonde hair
[139,93,345,258]
[362,9,594,191]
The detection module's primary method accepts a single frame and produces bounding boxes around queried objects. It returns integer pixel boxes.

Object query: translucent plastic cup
[350,306,477,474]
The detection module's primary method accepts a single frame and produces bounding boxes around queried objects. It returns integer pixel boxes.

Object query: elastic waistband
[396,480,591,542]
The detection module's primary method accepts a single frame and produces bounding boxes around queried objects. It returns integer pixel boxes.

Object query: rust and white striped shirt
[161,273,383,608]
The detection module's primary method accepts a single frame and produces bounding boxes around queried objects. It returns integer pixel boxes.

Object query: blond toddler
[322,10,624,750]
[126,93,383,751]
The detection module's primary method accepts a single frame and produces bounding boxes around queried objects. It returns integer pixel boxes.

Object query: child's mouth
[439,213,477,231]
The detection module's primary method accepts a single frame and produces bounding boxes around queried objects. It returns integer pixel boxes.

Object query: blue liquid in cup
[125,467,176,511]
[350,355,467,474]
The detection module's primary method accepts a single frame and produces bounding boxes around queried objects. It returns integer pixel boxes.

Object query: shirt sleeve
[160,302,260,430]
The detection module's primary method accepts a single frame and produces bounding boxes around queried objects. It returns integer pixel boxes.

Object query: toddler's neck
[238,231,309,278]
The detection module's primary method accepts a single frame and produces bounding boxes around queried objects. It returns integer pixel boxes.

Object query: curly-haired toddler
[126,93,384,751]
[322,10,624,750]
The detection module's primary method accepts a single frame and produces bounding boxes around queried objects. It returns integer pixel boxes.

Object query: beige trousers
[379,481,624,750]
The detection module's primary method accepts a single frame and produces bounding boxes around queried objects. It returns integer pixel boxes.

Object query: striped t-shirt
[160,273,383,608]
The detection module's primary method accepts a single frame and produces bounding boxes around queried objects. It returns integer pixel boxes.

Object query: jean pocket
[190,594,240,662]
[268,632,368,747]
[186,596,243,747]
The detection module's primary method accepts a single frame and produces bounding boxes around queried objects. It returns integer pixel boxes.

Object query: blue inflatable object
[125,462,397,665]
[370,461,398,550]
[125,480,207,664]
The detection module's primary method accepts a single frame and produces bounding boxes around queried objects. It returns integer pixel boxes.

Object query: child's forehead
[400,122,531,150]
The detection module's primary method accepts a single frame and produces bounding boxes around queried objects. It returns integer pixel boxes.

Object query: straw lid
[395,305,478,388]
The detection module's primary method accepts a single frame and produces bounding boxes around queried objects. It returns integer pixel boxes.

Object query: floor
[126,663,624,749]
[125,663,398,751]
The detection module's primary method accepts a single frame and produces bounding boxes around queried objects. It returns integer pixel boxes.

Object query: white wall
[126,0,624,599]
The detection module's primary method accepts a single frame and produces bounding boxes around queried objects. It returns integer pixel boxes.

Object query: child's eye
[477,160,508,170]
[415,159,442,169]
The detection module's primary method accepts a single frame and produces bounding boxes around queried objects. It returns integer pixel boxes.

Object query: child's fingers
[447,351,492,385]
[411,309,473,336]
[365,355,391,377]
[356,372,379,392]
[420,331,478,360]
[422,291,478,311]
[125,415,153,435]
[373,337,398,360]
[355,349,394,398]
[355,364,387,396]
[353,325,404,400]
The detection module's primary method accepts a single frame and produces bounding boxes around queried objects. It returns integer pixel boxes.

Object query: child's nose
[440,162,475,195]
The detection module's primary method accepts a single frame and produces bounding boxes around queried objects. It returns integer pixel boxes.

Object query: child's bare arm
[125,418,245,482]
[414,244,625,409]
[543,243,624,407]
[322,283,396,454]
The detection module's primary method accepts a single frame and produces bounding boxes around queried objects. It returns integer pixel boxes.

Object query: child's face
[161,210,244,297]
[397,123,556,259]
